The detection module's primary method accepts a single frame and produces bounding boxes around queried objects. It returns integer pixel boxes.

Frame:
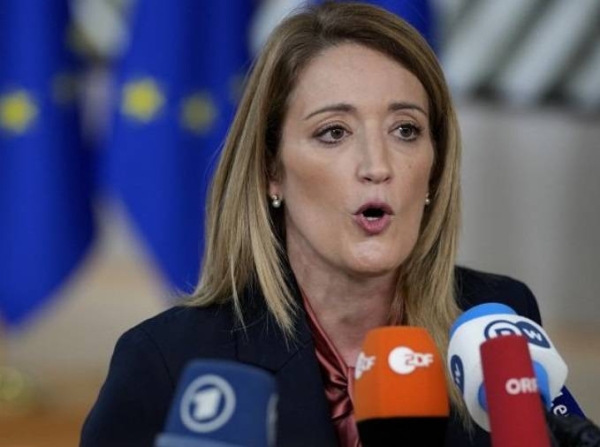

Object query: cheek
[400,151,434,198]
[418,144,435,185]
[413,163,432,197]
[392,153,434,247]
[280,151,348,208]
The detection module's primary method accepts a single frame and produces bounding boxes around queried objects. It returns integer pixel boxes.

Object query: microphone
[479,334,553,447]
[155,359,277,447]
[545,413,600,447]
[448,303,600,446]
[353,326,450,446]
[552,386,588,418]
[447,302,568,431]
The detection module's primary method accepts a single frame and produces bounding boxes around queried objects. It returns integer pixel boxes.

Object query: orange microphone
[353,327,450,446]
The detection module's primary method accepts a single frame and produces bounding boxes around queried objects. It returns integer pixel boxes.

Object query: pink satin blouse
[302,292,362,447]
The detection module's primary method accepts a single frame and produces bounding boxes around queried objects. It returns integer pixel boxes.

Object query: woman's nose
[357,133,392,184]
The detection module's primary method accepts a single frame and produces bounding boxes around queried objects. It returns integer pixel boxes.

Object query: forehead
[288,43,429,114]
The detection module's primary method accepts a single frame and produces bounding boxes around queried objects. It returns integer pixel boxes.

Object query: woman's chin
[345,253,402,278]
[343,237,414,278]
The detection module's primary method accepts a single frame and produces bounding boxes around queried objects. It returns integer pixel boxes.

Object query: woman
[81,2,542,446]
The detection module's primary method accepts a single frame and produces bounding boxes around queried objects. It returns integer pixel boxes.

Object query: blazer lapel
[234,285,338,447]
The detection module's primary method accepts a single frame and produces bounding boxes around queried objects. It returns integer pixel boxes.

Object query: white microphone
[447,303,568,431]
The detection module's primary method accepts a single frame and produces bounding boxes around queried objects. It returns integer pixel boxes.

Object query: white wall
[458,102,600,324]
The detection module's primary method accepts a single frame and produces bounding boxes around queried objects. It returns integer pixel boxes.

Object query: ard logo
[180,375,236,433]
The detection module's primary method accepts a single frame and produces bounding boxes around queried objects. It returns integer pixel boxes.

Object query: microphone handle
[357,416,448,447]
[546,413,600,447]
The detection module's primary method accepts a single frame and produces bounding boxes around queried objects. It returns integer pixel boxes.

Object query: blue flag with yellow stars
[105,1,254,294]
[0,0,94,327]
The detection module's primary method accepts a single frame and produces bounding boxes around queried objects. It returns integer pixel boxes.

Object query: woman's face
[270,43,434,278]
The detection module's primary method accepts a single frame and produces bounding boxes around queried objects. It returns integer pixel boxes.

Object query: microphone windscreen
[155,359,277,447]
[354,326,449,446]
[480,334,551,447]
[448,302,568,431]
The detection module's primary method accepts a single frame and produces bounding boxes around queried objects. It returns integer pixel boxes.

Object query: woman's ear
[268,180,281,199]
[267,156,283,197]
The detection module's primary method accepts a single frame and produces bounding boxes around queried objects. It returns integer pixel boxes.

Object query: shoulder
[119,303,238,373]
[454,266,542,324]
[129,303,235,345]
[80,304,237,447]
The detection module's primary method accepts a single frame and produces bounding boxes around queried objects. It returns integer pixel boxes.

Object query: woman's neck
[289,251,398,368]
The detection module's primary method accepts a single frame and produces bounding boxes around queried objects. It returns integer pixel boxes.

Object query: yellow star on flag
[0,90,39,134]
[180,92,218,135]
[121,78,165,123]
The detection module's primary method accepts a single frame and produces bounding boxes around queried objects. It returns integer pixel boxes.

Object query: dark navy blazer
[80,266,542,447]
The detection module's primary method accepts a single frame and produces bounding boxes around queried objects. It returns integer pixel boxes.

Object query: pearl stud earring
[271,195,282,208]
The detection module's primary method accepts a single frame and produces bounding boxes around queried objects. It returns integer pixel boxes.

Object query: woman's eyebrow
[388,101,428,117]
[303,103,356,120]
[303,101,428,121]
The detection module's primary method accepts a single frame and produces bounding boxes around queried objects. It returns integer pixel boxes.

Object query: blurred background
[1,0,598,445]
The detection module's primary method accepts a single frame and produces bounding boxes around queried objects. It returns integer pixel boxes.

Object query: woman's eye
[315,125,348,144]
[395,123,421,141]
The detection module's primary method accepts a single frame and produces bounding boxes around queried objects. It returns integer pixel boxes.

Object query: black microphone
[546,413,600,447]
[155,359,277,447]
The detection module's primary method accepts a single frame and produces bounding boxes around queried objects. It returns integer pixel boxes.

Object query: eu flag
[0,0,94,327]
[106,1,254,293]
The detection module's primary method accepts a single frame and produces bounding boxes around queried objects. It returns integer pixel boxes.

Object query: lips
[353,201,393,235]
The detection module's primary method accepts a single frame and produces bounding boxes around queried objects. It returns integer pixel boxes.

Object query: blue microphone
[155,360,278,447]
[551,385,587,418]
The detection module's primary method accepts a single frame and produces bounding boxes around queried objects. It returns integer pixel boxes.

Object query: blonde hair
[189,1,466,422]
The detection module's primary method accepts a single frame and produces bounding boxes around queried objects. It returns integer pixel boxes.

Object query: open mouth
[356,202,393,219]
[362,207,386,221]
[353,202,393,234]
